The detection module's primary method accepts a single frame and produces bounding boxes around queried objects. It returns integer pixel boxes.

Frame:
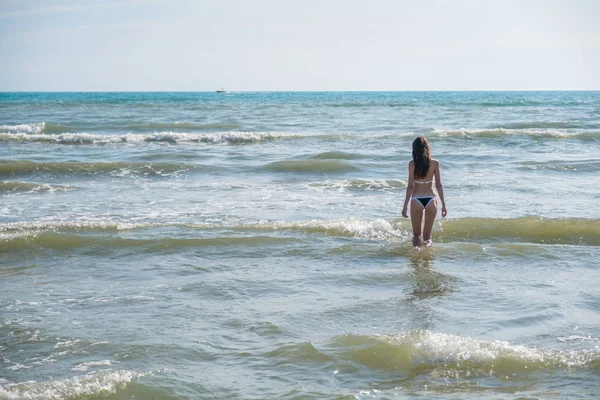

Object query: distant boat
[216,88,226,93]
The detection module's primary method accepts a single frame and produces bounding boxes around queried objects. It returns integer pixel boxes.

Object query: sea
[1,91,599,399]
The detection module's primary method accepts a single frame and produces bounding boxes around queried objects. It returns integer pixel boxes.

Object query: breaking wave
[516,159,600,173]
[328,330,600,373]
[249,218,405,239]
[309,178,406,192]
[0,131,297,145]
[436,216,600,246]
[0,180,72,194]
[1,217,598,252]
[0,160,194,177]
[432,128,599,140]
[0,218,406,251]
[0,122,45,134]
[0,370,149,400]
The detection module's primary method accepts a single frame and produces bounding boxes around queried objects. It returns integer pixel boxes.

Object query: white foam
[257,218,407,240]
[30,356,57,366]
[433,127,572,138]
[0,370,147,400]
[0,218,410,244]
[54,339,81,348]
[309,179,406,192]
[0,122,45,134]
[386,330,600,369]
[0,131,297,145]
[557,335,597,342]
[0,220,146,242]
[6,363,31,371]
[0,181,72,194]
[72,360,112,371]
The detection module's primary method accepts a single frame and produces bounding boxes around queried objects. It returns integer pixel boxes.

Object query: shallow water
[1,91,600,399]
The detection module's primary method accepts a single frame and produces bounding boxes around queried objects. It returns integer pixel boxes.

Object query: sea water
[1,91,599,399]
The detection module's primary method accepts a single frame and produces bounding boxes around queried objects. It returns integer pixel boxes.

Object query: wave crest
[309,179,405,192]
[0,370,148,400]
[0,160,193,176]
[432,128,599,140]
[0,131,294,145]
[2,217,598,251]
[0,122,45,134]
[0,181,71,194]
[437,216,600,246]
[251,218,406,240]
[330,331,600,372]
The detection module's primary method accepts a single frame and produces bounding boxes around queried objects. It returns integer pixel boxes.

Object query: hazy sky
[1,0,599,91]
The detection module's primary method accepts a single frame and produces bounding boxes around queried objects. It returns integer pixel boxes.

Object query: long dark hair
[412,136,431,179]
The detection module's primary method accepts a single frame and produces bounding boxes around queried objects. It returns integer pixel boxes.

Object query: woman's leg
[422,199,439,243]
[410,200,423,247]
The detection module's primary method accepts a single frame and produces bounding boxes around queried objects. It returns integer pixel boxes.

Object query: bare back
[409,159,439,197]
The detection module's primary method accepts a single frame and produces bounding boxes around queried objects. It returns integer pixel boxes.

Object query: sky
[0,0,599,91]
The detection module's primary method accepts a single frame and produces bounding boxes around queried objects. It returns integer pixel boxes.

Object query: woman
[401,136,447,247]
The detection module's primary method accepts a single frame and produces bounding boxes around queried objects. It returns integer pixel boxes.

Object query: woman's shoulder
[431,159,440,167]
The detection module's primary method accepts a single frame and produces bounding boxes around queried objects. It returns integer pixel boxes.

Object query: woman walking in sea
[401,136,447,247]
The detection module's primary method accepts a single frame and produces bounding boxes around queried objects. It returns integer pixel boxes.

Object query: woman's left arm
[402,162,415,218]
[434,160,447,217]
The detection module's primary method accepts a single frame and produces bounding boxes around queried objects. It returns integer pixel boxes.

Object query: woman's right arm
[402,161,415,218]
[434,160,447,217]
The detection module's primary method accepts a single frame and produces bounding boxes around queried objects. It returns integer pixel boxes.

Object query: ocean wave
[0,264,40,278]
[329,330,600,373]
[0,220,157,235]
[309,178,406,192]
[0,122,45,134]
[248,217,600,246]
[0,218,407,250]
[249,218,406,240]
[265,342,335,364]
[477,100,546,107]
[0,131,296,145]
[309,151,366,160]
[1,217,598,251]
[124,122,241,131]
[0,224,134,250]
[0,232,295,253]
[432,128,599,140]
[455,98,591,107]
[0,220,169,246]
[324,101,416,108]
[0,160,194,177]
[489,121,588,129]
[0,370,148,400]
[436,216,600,246]
[264,159,360,174]
[0,180,72,194]
[516,159,600,173]
[72,360,112,372]
[320,98,588,108]
[0,121,244,134]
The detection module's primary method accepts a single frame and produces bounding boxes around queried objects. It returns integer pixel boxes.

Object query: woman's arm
[434,160,447,217]
[402,161,415,218]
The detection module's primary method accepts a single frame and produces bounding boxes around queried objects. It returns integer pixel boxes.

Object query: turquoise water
[1,91,600,399]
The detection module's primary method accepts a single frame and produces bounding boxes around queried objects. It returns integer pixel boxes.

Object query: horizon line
[2,89,600,93]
